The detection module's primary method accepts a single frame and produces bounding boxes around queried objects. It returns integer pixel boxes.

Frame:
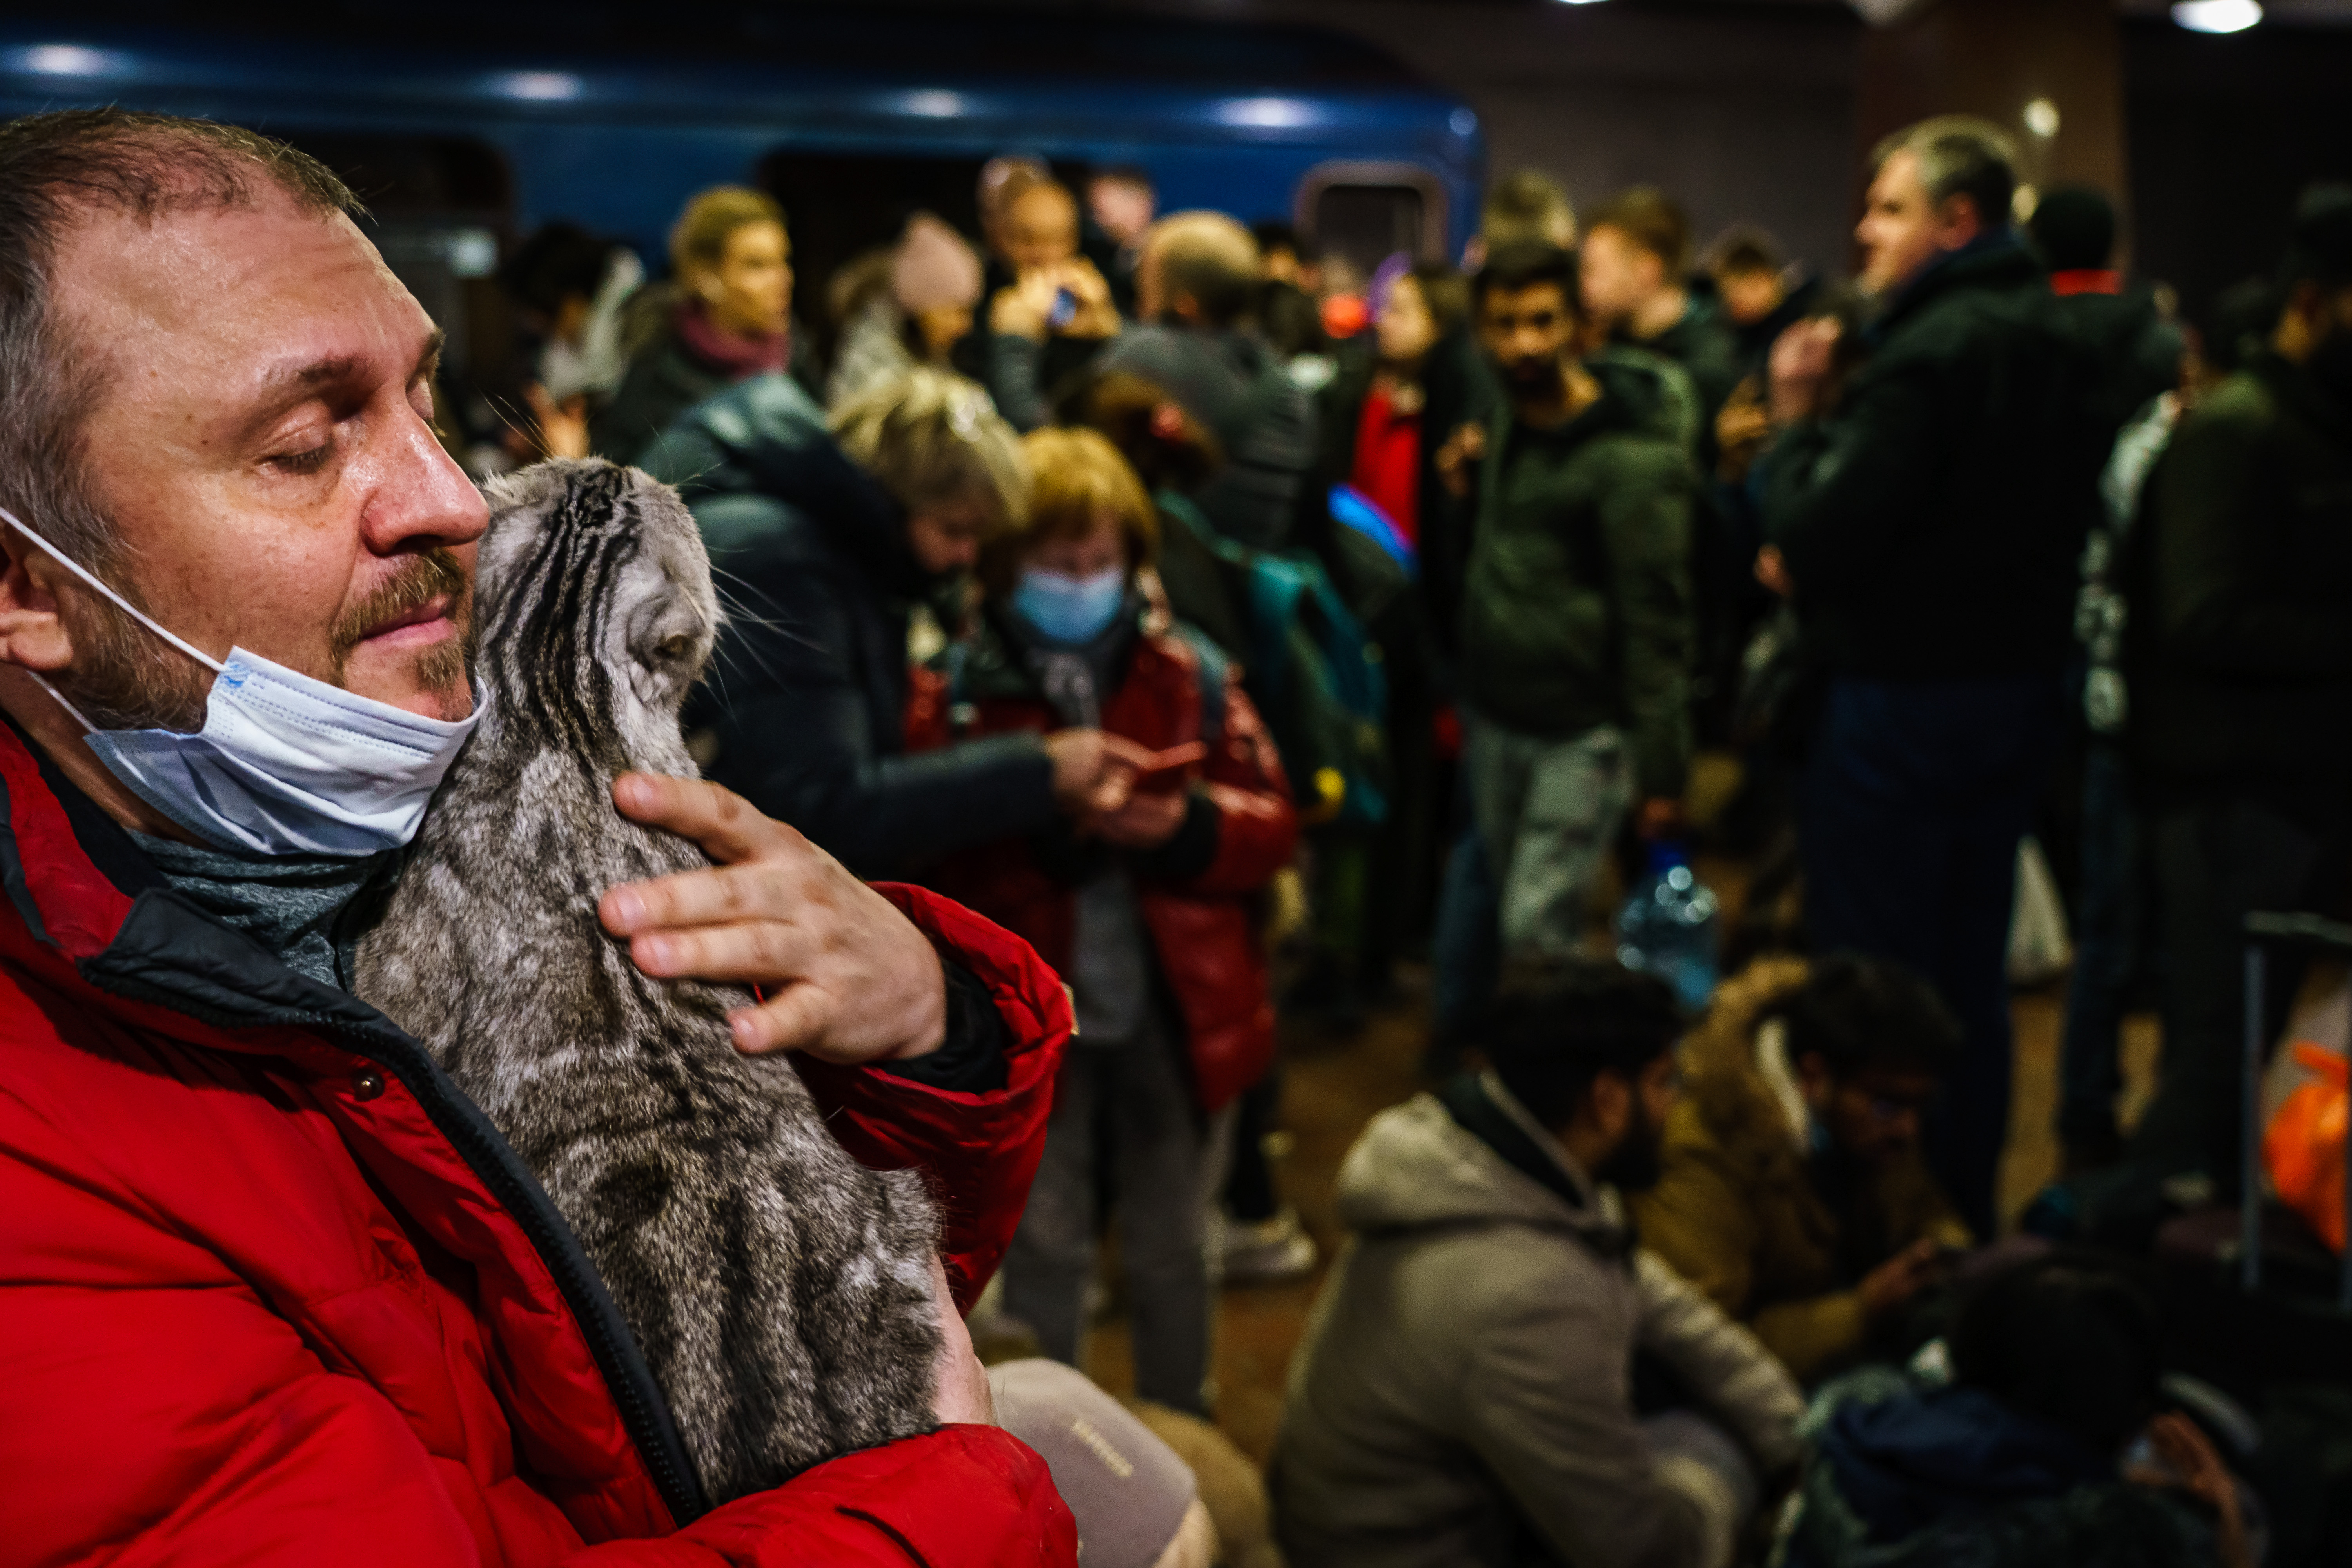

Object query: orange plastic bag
[2266,1043,2348,1254]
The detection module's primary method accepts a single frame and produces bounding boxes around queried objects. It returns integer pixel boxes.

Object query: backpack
[1157,490,1389,826]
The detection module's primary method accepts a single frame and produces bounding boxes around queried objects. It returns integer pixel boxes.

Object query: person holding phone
[911,426,1298,1416]
[1631,954,1975,1385]
[983,171,1123,430]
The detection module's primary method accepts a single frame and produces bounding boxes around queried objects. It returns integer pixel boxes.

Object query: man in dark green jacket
[1760,117,2103,1236]
[2126,188,2352,1187]
[1451,240,1695,970]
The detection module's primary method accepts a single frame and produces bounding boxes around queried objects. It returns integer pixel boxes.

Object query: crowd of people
[6,96,2350,1568]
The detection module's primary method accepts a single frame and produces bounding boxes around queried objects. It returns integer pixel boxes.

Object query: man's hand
[1857,1238,1948,1319]
[1755,544,1796,600]
[988,271,1058,341]
[1434,421,1487,499]
[1714,377,1771,481]
[1091,786,1190,849]
[1052,256,1121,340]
[2128,1412,2251,1568]
[928,1255,995,1427]
[599,773,949,1062]
[1043,728,1152,816]
[524,383,591,461]
[1768,316,1842,426]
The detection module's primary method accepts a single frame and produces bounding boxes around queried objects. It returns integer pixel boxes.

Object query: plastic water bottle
[1615,842,1720,1013]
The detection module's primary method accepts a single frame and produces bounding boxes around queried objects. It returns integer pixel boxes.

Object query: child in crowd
[915,427,1298,1414]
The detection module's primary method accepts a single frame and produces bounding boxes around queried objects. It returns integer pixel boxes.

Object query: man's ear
[1583,1069,1633,1146]
[1170,290,1204,327]
[0,530,77,674]
[1934,192,1986,252]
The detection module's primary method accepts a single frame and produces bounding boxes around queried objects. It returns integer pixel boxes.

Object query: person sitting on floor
[1271,962,1803,1568]
[1633,954,1974,1384]
[1786,1255,2256,1568]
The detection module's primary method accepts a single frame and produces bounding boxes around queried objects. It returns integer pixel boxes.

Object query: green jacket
[2129,350,2352,806]
[1459,353,1696,798]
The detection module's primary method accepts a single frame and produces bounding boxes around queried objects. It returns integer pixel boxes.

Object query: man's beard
[1499,354,1566,401]
[60,548,474,733]
[1596,1097,1666,1193]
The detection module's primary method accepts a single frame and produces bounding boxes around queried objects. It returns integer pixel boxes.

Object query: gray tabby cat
[356,458,942,1503]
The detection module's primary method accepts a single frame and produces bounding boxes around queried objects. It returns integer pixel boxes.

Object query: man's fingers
[628,918,825,984]
[612,772,791,867]
[603,860,834,939]
[728,982,832,1056]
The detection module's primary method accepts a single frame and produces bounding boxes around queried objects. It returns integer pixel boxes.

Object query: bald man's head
[1138,211,1260,327]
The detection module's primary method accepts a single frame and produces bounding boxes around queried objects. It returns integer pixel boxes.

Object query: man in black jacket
[639,368,1143,879]
[1760,117,2102,1235]
[2125,189,2352,1187]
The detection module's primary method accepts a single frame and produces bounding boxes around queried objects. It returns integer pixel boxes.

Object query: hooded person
[828,213,986,410]
[1271,962,1802,1568]
[1631,955,1973,1384]
[637,365,1154,880]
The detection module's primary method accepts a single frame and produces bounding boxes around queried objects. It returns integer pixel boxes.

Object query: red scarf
[674,299,788,380]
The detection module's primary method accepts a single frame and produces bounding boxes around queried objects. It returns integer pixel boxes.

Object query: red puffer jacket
[0,722,1076,1566]
[915,617,1296,1111]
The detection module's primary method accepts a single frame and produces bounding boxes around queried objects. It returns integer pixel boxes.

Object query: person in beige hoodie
[1271,964,1803,1568]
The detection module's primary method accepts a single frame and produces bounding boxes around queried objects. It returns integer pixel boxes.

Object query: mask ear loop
[0,503,226,735]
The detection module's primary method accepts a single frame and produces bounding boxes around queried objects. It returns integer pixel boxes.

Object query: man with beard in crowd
[1429,240,1693,1038]
[1272,962,1802,1568]
[1759,116,2102,1238]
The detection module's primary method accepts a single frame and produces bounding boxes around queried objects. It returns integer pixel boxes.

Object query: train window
[268,132,519,465]
[1297,162,1450,283]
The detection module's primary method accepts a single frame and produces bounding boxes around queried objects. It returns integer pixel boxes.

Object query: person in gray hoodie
[1271,963,1804,1568]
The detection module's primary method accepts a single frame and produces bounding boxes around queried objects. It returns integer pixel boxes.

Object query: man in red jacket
[0,109,1075,1563]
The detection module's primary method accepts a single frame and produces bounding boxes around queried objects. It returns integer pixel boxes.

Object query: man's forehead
[56,193,433,381]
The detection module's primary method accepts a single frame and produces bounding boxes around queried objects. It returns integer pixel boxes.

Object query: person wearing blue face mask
[914,425,1299,1417]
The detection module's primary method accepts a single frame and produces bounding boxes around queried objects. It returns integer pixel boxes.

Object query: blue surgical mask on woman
[1012,566,1126,646]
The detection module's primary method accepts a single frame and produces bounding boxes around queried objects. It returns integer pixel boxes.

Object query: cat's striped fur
[356,458,941,1503]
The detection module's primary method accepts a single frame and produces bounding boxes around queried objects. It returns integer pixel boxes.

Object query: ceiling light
[14,44,115,76]
[1216,97,1318,129]
[488,71,582,102]
[2023,99,2060,139]
[2172,0,2262,33]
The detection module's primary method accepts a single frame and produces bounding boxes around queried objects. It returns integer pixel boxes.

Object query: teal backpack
[1156,491,1388,826]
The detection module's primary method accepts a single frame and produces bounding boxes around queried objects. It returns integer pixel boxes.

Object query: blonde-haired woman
[916,425,1297,1414]
[594,185,806,461]
[640,366,1147,881]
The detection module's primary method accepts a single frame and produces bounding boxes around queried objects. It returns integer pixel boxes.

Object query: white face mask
[1,505,481,858]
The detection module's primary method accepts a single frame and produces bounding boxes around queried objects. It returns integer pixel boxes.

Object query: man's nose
[361,398,490,556]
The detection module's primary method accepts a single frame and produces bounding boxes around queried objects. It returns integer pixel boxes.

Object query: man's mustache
[330,549,470,659]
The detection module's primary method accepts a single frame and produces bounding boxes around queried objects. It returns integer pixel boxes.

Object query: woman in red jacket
[918,427,1298,1416]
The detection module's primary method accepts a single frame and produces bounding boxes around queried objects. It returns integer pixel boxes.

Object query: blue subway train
[0,8,1481,399]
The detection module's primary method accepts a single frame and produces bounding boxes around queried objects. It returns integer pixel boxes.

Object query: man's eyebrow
[241,328,448,437]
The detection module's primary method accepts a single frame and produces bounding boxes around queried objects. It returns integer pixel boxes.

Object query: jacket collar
[1870,229,2043,343]
[1438,1069,1633,1257]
